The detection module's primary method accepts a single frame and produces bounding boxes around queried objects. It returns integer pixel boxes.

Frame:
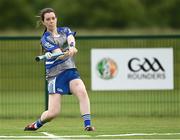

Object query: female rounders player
[24,8,95,131]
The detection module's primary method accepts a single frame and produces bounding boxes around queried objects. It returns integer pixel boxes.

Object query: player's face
[42,12,57,31]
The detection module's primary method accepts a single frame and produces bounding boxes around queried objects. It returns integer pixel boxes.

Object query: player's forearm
[52,48,62,54]
[67,35,76,47]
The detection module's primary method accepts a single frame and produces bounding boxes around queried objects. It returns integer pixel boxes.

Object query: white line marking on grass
[41,131,90,138]
[41,131,61,139]
[0,132,180,139]
[0,136,50,139]
[96,133,180,137]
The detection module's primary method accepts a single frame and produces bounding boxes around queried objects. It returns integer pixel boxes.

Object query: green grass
[1,117,180,139]
[1,91,180,139]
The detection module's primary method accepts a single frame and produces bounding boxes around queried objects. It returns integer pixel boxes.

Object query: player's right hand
[45,52,52,59]
[69,47,78,57]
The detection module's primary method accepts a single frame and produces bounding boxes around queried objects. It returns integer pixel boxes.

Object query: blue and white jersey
[41,27,76,79]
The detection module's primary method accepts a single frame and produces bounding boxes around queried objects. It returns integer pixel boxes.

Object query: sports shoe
[24,123,38,131]
[84,126,95,131]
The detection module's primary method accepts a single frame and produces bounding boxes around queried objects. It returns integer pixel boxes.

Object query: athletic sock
[82,114,91,127]
[34,119,44,129]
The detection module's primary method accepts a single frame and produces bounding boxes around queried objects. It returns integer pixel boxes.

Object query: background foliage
[0,0,180,30]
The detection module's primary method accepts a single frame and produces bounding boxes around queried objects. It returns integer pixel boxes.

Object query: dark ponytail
[41,28,47,54]
[38,8,56,54]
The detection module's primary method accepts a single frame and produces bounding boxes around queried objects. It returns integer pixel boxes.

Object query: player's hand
[45,52,52,59]
[69,47,78,57]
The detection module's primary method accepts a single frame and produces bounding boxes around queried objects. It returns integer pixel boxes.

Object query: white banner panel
[91,48,174,90]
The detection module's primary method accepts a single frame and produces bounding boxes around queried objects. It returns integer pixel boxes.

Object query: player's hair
[38,8,57,54]
[40,8,56,22]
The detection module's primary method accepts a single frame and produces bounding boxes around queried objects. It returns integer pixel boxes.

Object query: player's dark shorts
[47,68,80,95]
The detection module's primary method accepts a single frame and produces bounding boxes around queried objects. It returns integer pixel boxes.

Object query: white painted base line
[0,132,180,139]
[41,132,90,140]
[41,131,64,140]
[96,133,180,137]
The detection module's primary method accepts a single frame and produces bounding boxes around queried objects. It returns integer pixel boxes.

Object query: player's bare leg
[41,94,61,122]
[24,94,61,131]
[70,79,95,131]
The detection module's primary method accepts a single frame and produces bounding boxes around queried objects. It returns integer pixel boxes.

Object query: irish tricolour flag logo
[96,58,118,80]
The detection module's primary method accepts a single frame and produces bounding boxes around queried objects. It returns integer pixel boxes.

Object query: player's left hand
[45,52,52,59]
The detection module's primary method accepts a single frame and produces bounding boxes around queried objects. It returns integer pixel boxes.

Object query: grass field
[1,91,180,139]
[0,35,180,139]
[1,117,180,139]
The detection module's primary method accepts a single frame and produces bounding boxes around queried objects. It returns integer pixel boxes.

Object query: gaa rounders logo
[96,58,118,80]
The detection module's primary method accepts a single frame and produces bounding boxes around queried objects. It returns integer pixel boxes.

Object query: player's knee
[79,90,89,101]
